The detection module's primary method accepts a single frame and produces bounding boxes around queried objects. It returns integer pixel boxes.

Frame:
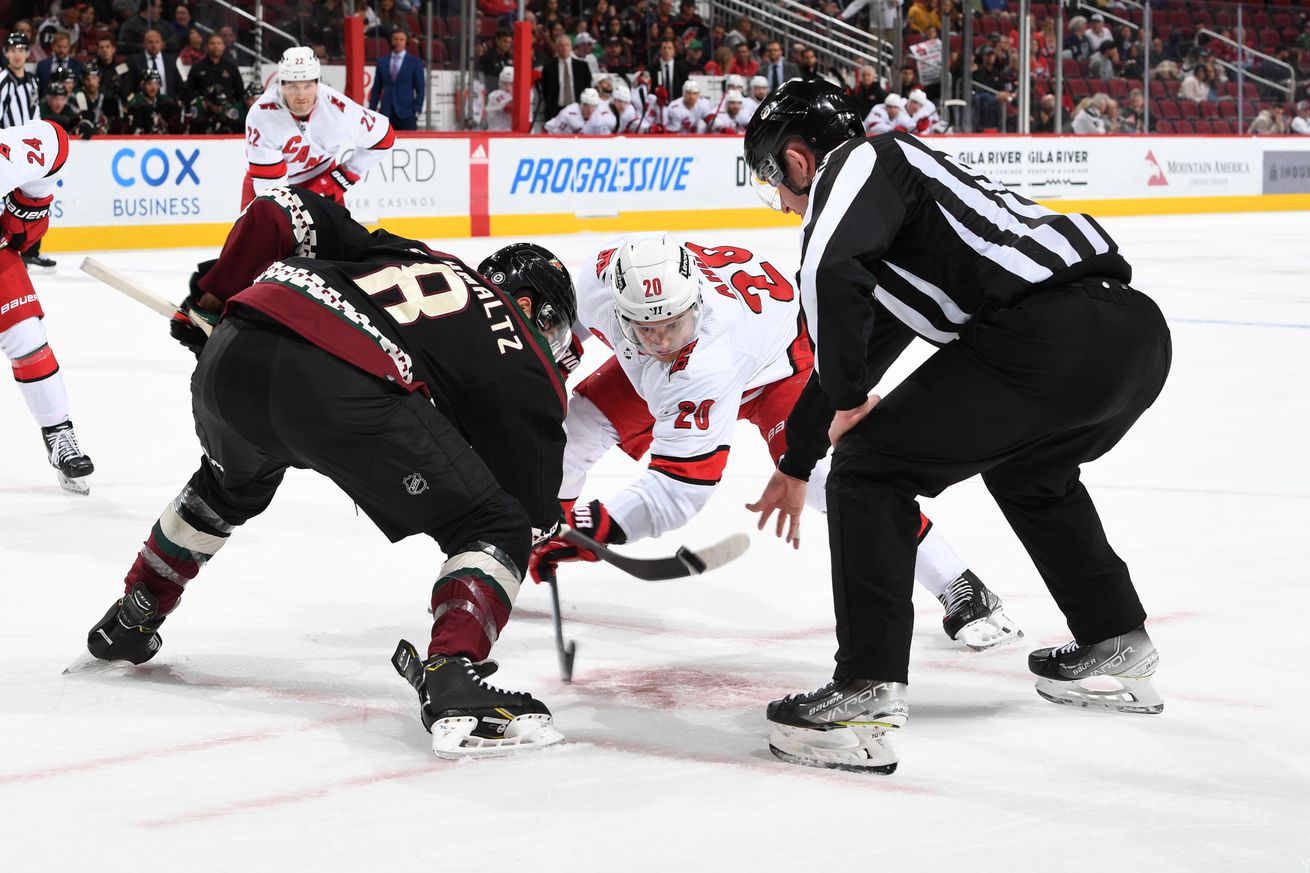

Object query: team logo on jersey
[403,472,429,495]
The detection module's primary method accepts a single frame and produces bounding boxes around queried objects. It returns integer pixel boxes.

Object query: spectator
[972,46,1004,128]
[898,63,920,96]
[75,5,100,57]
[1117,26,1143,79]
[545,86,614,134]
[1118,88,1149,133]
[218,26,243,66]
[1292,101,1310,135]
[178,29,205,66]
[314,0,346,56]
[674,0,707,44]
[1085,13,1114,54]
[481,30,514,80]
[95,36,132,100]
[1089,44,1120,81]
[1030,36,1052,82]
[582,0,613,43]
[573,32,601,78]
[167,5,193,53]
[651,38,687,101]
[705,45,731,77]
[664,79,710,133]
[186,33,242,103]
[1032,92,1069,133]
[1063,16,1090,62]
[724,16,755,53]
[124,69,180,133]
[759,40,798,93]
[1247,104,1288,135]
[601,36,633,77]
[190,83,242,134]
[728,42,760,78]
[128,29,185,101]
[119,0,163,57]
[852,65,887,119]
[73,62,123,136]
[1072,92,1111,134]
[41,81,79,133]
[1179,63,1215,102]
[540,33,591,121]
[367,0,407,38]
[369,29,425,131]
[798,48,837,85]
[908,0,942,35]
[36,32,82,94]
[685,40,710,74]
[37,5,80,55]
[1037,16,1059,55]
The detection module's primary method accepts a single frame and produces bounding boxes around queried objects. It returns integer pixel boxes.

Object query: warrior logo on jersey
[403,472,428,495]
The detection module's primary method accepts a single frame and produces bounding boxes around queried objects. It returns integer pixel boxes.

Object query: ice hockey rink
[2,210,1307,872]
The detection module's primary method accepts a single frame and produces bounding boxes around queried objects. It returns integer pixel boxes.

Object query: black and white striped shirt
[0,69,40,128]
[798,131,1130,411]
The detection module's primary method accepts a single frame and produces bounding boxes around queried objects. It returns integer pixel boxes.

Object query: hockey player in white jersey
[242,47,395,209]
[545,87,615,135]
[0,119,94,493]
[711,91,750,133]
[664,80,712,134]
[903,88,941,134]
[532,236,1021,650]
[864,93,906,135]
[610,84,640,133]
[486,66,514,131]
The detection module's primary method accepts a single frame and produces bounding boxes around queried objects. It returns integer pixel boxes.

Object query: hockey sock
[13,344,71,427]
[124,484,234,615]
[429,543,522,662]
[913,516,970,598]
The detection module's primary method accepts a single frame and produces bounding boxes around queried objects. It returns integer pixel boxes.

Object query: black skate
[1029,626,1163,714]
[766,678,908,774]
[938,570,1023,650]
[85,582,165,665]
[42,421,94,495]
[23,251,56,273]
[392,640,563,758]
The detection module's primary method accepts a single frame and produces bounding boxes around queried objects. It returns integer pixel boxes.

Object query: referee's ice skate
[392,640,563,759]
[938,570,1023,650]
[1028,627,1163,714]
[766,679,908,774]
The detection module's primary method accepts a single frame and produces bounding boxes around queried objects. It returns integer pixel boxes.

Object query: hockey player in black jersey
[742,80,1171,773]
[82,188,577,758]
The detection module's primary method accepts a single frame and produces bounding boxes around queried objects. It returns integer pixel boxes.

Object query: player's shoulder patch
[595,247,616,279]
[669,340,698,375]
[330,95,346,112]
[258,101,279,110]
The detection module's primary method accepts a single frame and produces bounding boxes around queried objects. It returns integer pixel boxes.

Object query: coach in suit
[651,39,688,101]
[127,29,186,100]
[539,34,591,121]
[369,29,425,131]
[758,40,799,93]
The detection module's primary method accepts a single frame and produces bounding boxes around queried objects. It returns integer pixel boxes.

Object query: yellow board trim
[40,194,1310,251]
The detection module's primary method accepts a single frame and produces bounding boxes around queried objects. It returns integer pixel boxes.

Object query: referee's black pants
[826,279,1172,683]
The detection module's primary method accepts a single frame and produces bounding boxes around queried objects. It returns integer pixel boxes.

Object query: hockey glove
[302,165,360,205]
[529,499,626,583]
[170,260,221,357]
[0,190,54,254]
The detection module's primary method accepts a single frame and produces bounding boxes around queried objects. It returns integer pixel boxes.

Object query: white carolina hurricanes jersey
[486,88,512,131]
[545,102,615,135]
[244,82,395,195]
[0,119,69,201]
[712,107,750,133]
[664,97,712,134]
[567,238,807,540]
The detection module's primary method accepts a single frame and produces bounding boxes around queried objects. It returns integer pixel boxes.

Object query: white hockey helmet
[884,93,906,108]
[498,65,514,86]
[907,88,927,107]
[612,83,631,104]
[726,91,744,105]
[750,75,768,91]
[612,235,704,358]
[725,74,745,92]
[682,79,700,94]
[278,46,320,82]
[580,87,601,106]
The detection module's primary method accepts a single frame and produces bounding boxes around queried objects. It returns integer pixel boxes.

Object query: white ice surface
[2,212,1308,872]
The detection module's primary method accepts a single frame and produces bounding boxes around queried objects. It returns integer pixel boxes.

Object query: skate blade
[57,472,90,495]
[430,714,565,759]
[957,610,1024,651]
[767,723,899,774]
[62,651,135,675]
[1034,675,1164,714]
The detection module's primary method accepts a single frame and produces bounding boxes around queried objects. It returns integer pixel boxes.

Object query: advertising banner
[1262,150,1310,194]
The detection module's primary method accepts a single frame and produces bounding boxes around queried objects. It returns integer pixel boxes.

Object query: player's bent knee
[0,315,49,361]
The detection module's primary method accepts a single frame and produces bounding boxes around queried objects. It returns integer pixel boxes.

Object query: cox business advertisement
[48,136,472,250]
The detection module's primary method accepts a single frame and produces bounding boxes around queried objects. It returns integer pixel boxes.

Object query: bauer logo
[508,155,695,195]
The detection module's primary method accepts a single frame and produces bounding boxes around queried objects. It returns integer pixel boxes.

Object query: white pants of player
[2,316,72,427]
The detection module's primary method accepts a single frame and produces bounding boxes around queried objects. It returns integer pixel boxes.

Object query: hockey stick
[539,562,577,684]
[562,527,750,582]
[80,257,213,336]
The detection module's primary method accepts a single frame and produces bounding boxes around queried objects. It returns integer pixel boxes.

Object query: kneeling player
[534,235,1020,650]
[242,47,394,209]
[82,188,577,758]
[0,119,94,493]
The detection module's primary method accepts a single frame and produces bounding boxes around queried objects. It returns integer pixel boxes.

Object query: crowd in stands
[4,0,1310,137]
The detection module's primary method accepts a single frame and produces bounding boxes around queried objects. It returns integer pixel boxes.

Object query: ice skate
[938,570,1022,650]
[41,421,94,495]
[392,640,563,759]
[766,678,908,774]
[1029,626,1163,714]
[23,251,56,273]
[74,582,165,670]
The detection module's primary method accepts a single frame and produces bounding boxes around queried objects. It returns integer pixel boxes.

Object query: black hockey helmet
[205,83,228,103]
[47,81,68,98]
[245,80,264,99]
[742,78,863,209]
[141,68,162,85]
[81,60,101,80]
[6,32,31,50]
[478,243,577,362]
